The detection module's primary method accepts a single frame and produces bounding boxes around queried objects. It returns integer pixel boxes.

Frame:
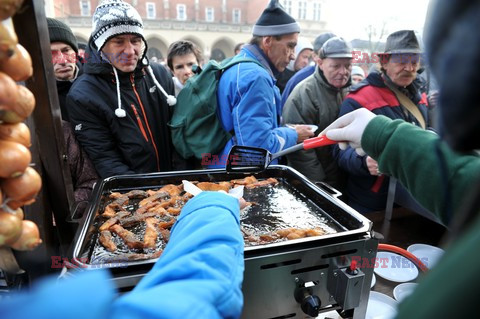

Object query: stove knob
[301,294,321,317]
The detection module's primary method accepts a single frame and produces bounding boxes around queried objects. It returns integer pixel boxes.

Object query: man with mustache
[333,30,430,214]
[47,18,82,122]
[282,37,352,190]
[47,18,98,212]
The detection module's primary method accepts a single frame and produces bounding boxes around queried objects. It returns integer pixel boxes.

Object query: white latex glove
[319,108,376,156]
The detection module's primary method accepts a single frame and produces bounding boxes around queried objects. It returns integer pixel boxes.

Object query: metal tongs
[226,135,337,172]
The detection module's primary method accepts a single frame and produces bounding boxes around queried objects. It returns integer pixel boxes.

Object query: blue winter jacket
[0,192,244,319]
[334,71,429,213]
[209,44,298,168]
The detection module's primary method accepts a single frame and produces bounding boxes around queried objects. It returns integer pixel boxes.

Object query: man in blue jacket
[212,0,313,167]
[0,191,244,319]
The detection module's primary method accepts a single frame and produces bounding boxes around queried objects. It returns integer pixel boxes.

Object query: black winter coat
[67,44,176,178]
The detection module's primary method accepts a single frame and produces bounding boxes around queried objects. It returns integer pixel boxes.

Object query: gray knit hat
[252,0,300,36]
[47,18,78,53]
[91,0,145,52]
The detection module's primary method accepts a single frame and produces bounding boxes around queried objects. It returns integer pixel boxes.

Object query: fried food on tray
[99,210,130,231]
[138,191,169,207]
[99,230,117,252]
[110,224,144,250]
[276,227,325,240]
[95,176,327,262]
[245,177,279,189]
[143,217,159,249]
[231,176,258,186]
[159,184,183,197]
[158,227,170,243]
[166,207,181,215]
[196,181,231,192]
[103,199,128,218]
[119,212,159,227]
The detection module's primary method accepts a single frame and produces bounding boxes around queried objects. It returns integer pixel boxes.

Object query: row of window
[79,1,321,22]
[280,0,322,21]
[80,1,241,23]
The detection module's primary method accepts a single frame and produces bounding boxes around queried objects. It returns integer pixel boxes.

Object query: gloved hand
[319,108,376,156]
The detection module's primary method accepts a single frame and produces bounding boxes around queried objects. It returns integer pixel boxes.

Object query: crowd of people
[3,0,479,317]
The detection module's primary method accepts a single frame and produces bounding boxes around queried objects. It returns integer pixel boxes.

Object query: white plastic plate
[407,243,444,269]
[374,251,419,282]
[366,291,398,319]
[393,282,418,303]
[286,124,319,132]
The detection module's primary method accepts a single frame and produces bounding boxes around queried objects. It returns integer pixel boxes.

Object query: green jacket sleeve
[362,115,480,223]
[362,116,480,319]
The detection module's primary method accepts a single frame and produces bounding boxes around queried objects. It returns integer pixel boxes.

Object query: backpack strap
[384,81,426,129]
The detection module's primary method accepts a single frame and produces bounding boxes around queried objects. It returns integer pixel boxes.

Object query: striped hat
[91,0,145,52]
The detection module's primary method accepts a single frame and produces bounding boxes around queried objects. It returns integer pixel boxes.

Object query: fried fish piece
[143,217,159,249]
[99,230,117,252]
[110,224,144,250]
[158,184,183,197]
[99,210,130,231]
[138,191,169,207]
[231,176,258,186]
[245,177,279,189]
[196,181,231,192]
[119,212,159,227]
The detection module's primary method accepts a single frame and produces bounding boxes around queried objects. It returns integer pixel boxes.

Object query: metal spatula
[226,135,337,172]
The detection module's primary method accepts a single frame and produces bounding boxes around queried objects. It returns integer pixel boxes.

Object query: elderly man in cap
[334,30,430,214]
[281,32,336,107]
[47,18,82,121]
[46,18,98,210]
[282,37,352,190]
[67,0,179,178]
[210,0,314,168]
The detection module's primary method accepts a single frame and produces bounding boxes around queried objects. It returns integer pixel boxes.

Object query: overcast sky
[322,0,432,41]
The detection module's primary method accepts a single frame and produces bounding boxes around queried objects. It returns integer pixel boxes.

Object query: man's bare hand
[295,125,315,142]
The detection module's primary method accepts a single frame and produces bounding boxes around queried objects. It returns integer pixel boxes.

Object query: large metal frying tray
[71,166,372,270]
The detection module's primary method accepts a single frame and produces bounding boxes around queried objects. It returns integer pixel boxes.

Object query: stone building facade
[45,0,328,62]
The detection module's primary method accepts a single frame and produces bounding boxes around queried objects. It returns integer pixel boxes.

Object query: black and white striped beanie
[91,0,144,52]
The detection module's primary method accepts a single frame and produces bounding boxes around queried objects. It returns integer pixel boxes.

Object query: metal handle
[315,181,342,198]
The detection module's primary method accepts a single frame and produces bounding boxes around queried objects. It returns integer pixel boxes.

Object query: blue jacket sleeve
[0,192,243,319]
[111,191,244,319]
[0,270,115,319]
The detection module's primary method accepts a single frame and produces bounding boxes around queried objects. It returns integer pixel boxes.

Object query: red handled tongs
[226,136,337,172]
